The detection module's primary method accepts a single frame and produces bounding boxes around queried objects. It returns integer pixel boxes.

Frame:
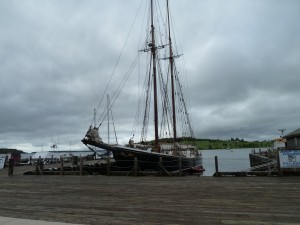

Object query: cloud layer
[0,0,299,152]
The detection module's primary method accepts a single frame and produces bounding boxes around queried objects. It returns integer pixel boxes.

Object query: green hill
[142,138,272,150]
[183,138,272,150]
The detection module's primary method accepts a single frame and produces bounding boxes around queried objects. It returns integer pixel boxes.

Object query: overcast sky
[1,0,299,152]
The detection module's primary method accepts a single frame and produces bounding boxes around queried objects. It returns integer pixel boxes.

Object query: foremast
[150,0,159,152]
[166,0,177,145]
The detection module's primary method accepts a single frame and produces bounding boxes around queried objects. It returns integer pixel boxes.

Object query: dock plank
[0,176,299,224]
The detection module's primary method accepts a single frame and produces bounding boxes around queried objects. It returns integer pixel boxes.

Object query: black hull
[82,139,202,172]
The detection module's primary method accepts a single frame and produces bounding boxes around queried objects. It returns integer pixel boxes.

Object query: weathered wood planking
[0,176,299,225]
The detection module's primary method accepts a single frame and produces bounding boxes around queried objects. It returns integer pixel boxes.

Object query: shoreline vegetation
[141,137,272,150]
[190,138,271,150]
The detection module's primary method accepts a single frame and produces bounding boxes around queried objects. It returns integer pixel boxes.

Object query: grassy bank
[137,138,272,150]
[184,139,271,150]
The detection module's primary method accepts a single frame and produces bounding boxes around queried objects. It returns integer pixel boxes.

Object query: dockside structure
[284,128,300,150]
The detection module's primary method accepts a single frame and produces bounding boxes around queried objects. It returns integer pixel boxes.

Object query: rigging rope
[109,103,118,144]
[91,0,144,128]
[97,54,139,127]
[140,58,153,142]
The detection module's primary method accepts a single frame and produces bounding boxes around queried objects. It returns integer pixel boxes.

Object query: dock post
[158,157,171,176]
[80,157,83,176]
[39,159,44,175]
[178,157,183,176]
[72,156,78,166]
[159,157,163,176]
[8,159,14,176]
[35,158,43,175]
[214,156,220,177]
[106,156,110,176]
[37,156,44,175]
[60,156,64,175]
[277,151,283,176]
[35,159,39,175]
[134,157,138,176]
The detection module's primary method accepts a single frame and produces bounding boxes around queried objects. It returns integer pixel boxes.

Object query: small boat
[82,0,203,174]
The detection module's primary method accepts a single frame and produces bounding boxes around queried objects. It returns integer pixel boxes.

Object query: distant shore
[185,139,271,150]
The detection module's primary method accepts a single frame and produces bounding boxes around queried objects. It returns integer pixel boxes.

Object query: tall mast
[167,0,177,143]
[107,94,110,144]
[150,0,159,152]
[93,108,96,128]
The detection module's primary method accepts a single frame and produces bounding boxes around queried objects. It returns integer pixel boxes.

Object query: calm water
[201,148,263,176]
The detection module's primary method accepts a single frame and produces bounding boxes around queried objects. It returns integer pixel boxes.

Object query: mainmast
[166,0,177,144]
[150,0,160,152]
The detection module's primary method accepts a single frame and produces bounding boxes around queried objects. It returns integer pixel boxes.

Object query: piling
[159,157,163,176]
[277,153,282,176]
[60,156,64,175]
[134,157,138,176]
[178,157,183,176]
[106,157,110,176]
[36,159,44,175]
[8,159,14,176]
[35,160,39,175]
[72,156,78,166]
[214,156,220,177]
[80,157,83,176]
[158,157,171,176]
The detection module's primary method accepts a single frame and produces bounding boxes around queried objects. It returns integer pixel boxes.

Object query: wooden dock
[0,175,299,225]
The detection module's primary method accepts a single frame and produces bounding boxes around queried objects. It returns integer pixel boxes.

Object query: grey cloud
[0,0,299,151]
